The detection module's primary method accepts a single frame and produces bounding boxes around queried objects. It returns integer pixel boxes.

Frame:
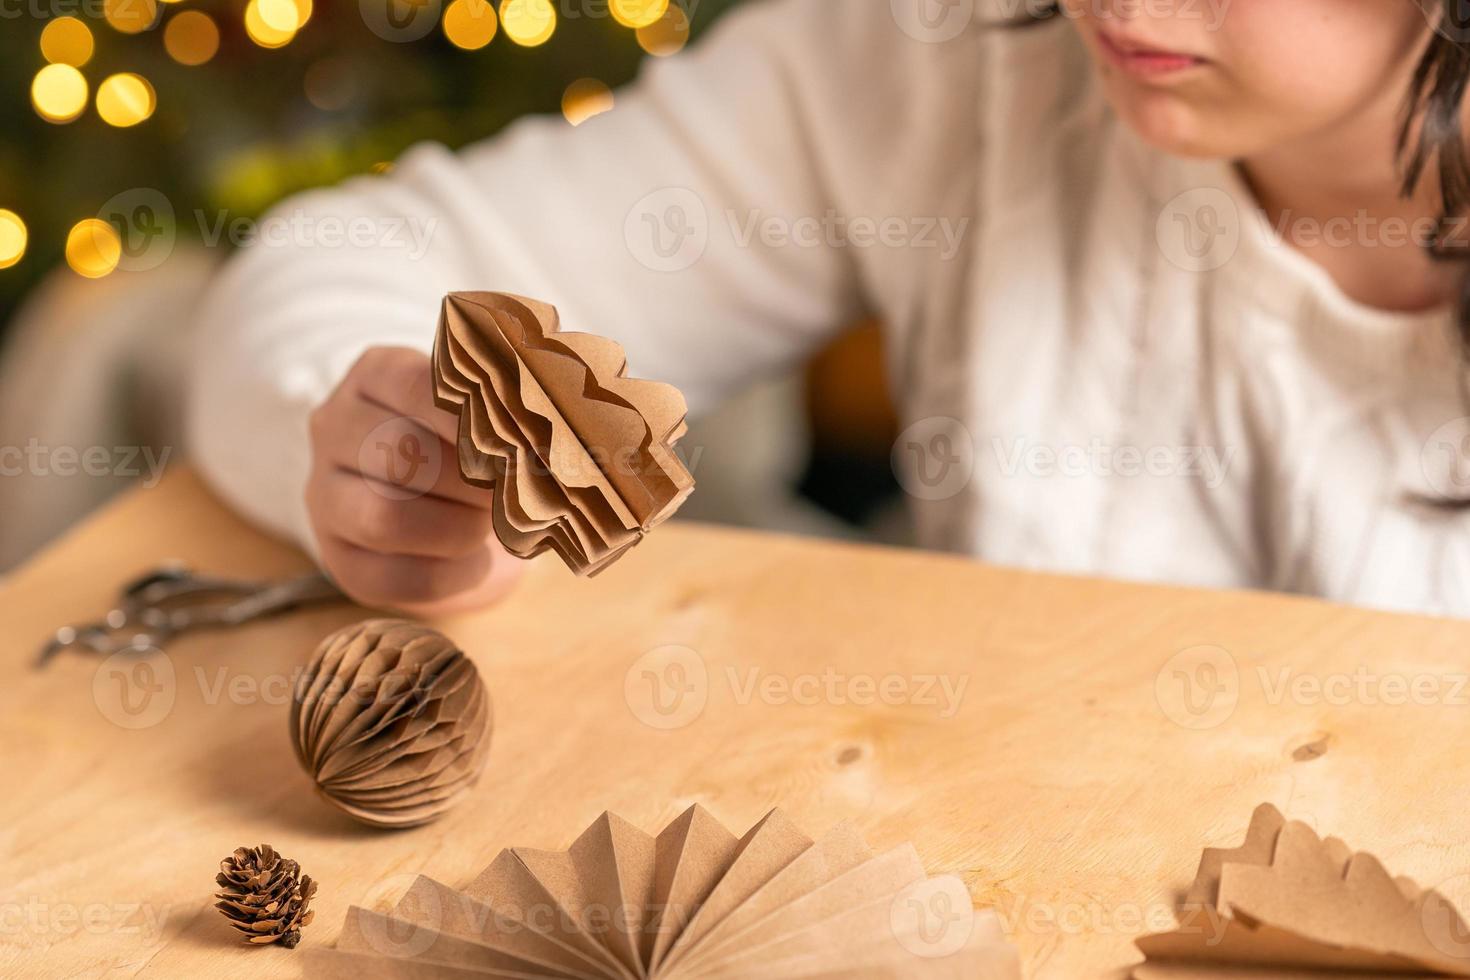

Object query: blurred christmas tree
[0,0,740,327]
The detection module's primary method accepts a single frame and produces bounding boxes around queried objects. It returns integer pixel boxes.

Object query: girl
[188,0,1470,616]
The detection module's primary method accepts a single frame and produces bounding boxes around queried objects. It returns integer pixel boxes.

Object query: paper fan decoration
[305,804,1021,978]
[1134,803,1470,977]
[433,291,695,577]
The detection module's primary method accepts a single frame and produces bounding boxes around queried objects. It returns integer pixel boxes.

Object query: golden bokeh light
[610,0,666,30]
[40,17,95,67]
[31,64,89,124]
[66,219,122,279]
[561,78,613,127]
[0,211,27,271]
[245,0,297,47]
[164,11,220,65]
[104,0,159,35]
[96,73,156,127]
[443,0,497,50]
[257,0,303,33]
[499,0,554,47]
[636,3,689,56]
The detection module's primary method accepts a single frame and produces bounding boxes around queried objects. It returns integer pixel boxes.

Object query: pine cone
[214,844,317,948]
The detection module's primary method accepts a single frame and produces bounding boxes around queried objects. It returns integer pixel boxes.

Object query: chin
[1105,84,1236,160]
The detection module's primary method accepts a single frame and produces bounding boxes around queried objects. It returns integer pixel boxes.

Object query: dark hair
[1403,3,1470,508]
[1402,2,1470,356]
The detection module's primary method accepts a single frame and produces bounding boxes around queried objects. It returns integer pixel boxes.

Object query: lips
[1095,28,1206,77]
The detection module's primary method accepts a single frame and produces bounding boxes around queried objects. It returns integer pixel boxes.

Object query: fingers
[310,351,489,509]
[317,534,497,609]
[306,345,526,614]
[310,466,496,560]
[344,346,462,446]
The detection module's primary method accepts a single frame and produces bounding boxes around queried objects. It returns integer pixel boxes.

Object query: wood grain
[2,468,1469,978]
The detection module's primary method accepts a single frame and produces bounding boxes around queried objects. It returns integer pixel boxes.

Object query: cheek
[1219,0,1428,119]
[1073,0,1431,158]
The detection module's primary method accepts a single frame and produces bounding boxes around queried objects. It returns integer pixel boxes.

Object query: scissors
[36,564,347,668]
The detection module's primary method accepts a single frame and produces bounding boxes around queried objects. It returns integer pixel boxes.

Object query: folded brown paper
[1134,803,1470,978]
[290,620,493,828]
[305,805,1021,978]
[433,291,695,577]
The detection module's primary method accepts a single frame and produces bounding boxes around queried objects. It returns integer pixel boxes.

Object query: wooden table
[4,469,1470,978]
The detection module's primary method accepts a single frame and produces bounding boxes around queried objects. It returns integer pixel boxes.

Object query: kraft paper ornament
[1134,803,1470,977]
[433,291,695,577]
[214,844,317,948]
[304,805,1022,978]
[289,620,492,828]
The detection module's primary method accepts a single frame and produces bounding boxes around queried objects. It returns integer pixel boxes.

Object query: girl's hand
[305,346,523,615]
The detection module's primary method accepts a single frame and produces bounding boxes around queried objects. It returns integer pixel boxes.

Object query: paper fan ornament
[1134,803,1470,977]
[305,804,1021,978]
[433,291,695,577]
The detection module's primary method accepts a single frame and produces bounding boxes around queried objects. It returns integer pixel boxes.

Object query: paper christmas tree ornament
[433,291,695,577]
[305,805,1022,978]
[1134,803,1470,977]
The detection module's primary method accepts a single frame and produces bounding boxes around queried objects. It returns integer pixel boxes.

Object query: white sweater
[187,0,1470,617]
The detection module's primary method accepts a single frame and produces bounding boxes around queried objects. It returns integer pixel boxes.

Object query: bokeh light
[96,73,157,128]
[636,3,689,56]
[562,78,613,126]
[65,219,122,279]
[258,0,303,33]
[104,0,159,35]
[443,0,497,50]
[164,11,221,65]
[0,211,27,270]
[499,0,555,47]
[39,17,95,67]
[610,0,667,30]
[31,64,89,124]
[245,0,297,47]
[304,58,357,111]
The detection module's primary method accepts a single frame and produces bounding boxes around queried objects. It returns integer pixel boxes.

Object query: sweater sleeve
[186,0,879,552]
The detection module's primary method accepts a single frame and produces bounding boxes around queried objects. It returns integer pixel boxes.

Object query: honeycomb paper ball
[289,619,493,828]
